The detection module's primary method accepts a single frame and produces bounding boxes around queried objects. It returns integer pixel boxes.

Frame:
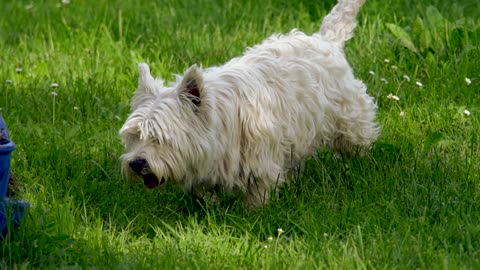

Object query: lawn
[1,0,479,268]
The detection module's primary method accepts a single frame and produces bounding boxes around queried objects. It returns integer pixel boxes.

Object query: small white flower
[380,78,388,84]
[465,78,471,85]
[50,91,58,96]
[391,65,398,70]
[403,75,410,82]
[368,70,375,76]
[62,0,71,4]
[323,233,329,237]
[277,228,284,234]
[73,106,79,110]
[5,80,12,84]
[416,81,423,87]
[264,245,268,249]
[51,83,59,88]
[400,111,406,117]
[463,110,471,116]
[387,93,400,101]
[267,236,273,241]
[16,67,23,73]
[384,59,390,63]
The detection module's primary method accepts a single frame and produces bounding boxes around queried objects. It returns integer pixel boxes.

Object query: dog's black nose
[129,159,147,173]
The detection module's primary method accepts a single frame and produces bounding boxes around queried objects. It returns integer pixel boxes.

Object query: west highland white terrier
[120,0,378,207]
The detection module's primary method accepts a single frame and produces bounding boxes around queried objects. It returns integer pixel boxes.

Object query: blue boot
[0,114,29,238]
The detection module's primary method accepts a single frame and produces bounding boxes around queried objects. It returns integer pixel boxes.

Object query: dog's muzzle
[128,159,166,189]
[129,158,147,174]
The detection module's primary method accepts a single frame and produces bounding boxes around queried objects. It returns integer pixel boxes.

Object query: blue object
[0,114,29,238]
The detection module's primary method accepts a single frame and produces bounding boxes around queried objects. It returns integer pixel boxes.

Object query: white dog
[120,0,378,207]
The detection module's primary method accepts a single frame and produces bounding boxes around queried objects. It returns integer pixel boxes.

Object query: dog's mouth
[142,173,166,189]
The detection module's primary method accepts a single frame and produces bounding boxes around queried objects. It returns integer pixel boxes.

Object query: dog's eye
[124,133,143,146]
[129,133,140,142]
[150,134,170,145]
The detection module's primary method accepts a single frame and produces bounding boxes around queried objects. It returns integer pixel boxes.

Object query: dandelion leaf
[412,17,432,52]
[412,16,425,37]
[386,23,418,53]
[425,6,445,32]
[425,6,448,50]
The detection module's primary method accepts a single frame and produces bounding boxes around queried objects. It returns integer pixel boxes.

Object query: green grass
[1,0,480,268]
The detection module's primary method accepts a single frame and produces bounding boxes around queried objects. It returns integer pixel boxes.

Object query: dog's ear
[131,63,163,110]
[138,63,156,94]
[179,64,203,109]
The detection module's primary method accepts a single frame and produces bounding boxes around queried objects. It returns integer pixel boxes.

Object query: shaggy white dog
[120,0,378,207]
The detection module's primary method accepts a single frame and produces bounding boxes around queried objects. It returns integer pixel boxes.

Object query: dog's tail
[319,0,366,48]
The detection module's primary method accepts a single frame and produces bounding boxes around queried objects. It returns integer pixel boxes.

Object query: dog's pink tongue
[143,174,160,189]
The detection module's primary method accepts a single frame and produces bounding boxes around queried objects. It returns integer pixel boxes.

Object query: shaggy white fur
[120,0,378,207]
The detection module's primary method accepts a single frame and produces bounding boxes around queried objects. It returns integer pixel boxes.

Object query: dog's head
[119,63,212,189]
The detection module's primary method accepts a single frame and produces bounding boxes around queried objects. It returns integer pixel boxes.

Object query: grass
[1,0,479,268]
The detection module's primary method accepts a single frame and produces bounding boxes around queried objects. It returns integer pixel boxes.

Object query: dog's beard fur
[119,0,378,207]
